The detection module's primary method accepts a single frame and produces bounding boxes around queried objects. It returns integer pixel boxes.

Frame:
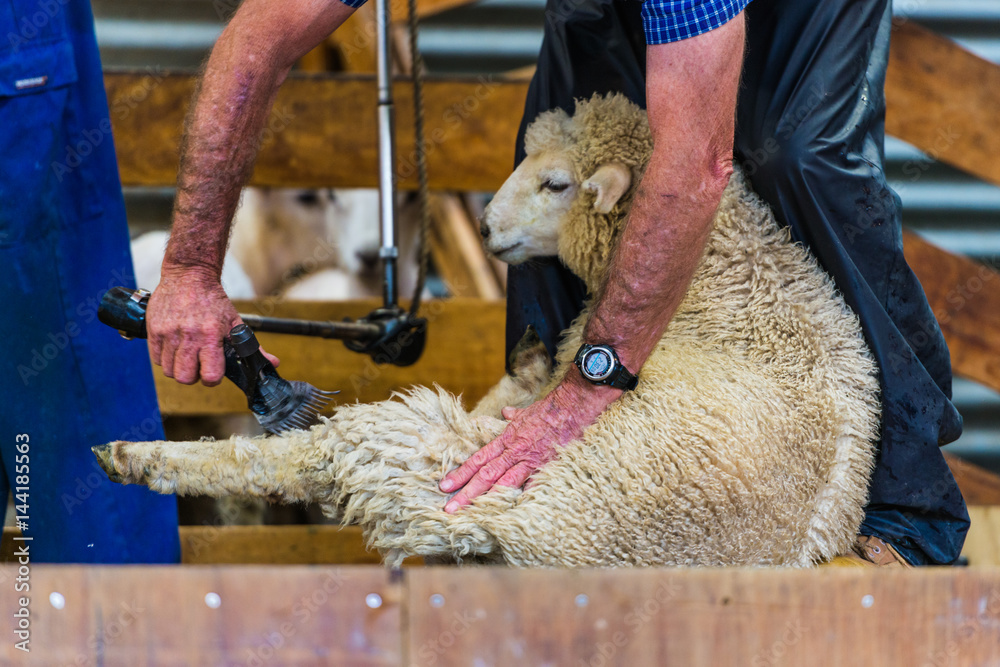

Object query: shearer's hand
[146,267,279,386]
[439,375,620,512]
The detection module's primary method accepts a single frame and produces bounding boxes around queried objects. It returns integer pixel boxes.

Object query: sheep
[131,229,256,300]
[230,187,420,299]
[130,187,420,301]
[96,93,880,567]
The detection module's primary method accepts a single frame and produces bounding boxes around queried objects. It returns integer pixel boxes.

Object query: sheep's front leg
[93,433,325,503]
[471,326,553,418]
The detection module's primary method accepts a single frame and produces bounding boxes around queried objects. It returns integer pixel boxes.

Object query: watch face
[582,347,614,381]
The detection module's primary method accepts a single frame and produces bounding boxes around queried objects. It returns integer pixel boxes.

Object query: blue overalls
[0,0,179,562]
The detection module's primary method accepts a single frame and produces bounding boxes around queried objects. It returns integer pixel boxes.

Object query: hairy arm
[441,14,746,509]
[148,0,356,385]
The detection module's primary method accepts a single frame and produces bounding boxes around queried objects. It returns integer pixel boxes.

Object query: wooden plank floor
[1,566,998,666]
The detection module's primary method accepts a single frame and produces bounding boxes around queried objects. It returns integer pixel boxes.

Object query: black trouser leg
[506,0,969,564]
[736,0,968,564]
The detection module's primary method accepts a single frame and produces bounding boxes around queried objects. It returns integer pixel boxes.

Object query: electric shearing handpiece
[98,286,336,434]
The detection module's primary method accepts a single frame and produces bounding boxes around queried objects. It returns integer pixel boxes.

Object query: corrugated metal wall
[92,0,1000,470]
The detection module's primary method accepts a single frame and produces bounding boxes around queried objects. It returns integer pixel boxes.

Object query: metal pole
[375,0,399,308]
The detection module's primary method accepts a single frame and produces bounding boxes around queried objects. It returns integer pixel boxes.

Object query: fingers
[261,347,281,368]
[501,406,522,421]
[439,438,504,493]
[159,334,180,379]
[199,341,226,387]
[496,460,533,489]
[171,341,202,385]
[444,463,506,513]
[146,276,240,385]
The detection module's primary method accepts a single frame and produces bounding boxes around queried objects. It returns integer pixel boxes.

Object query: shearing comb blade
[256,381,339,435]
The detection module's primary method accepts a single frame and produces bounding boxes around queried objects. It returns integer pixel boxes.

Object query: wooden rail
[106,72,528,191]
[153,298,506,415]
[2,565,999,665]
[903,232,1000,394]
[885,20,1000,188]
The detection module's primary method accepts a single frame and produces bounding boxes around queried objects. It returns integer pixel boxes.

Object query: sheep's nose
[479,221,491,240]
[356,248,380,269]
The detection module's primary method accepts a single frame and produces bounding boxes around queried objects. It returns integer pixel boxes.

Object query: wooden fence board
[106,72,527,191]
[964,507,1000,568]
[107,22,1000,191]
[177,524,381,565]
[903,231,1000,394]
[885,21,1000,189]
[2,566,998,665]
[0,566,401,666]
[406,567,1000,667]
[944,452,1000,507]
[0,525,414,566]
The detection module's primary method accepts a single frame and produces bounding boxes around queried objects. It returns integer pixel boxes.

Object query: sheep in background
[130,229,256,300]
[98,94,880,567]
[130,187,420,301]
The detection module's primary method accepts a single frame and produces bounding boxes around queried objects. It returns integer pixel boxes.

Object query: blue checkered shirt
[334,0,752,43]
[642,0,752,44]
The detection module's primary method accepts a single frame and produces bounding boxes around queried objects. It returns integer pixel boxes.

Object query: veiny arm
[147,0,356,386]
[441,13,746,510]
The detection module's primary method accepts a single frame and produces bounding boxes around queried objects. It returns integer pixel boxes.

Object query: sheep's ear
[582,163,632,214]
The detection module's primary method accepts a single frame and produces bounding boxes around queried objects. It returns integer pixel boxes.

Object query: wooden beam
[886,21,1000,189]
[902,231,1000,394]
[178,525,381,565]
[964,506,1000,567]
[149,298,505,416]
[0,566,401,665]
[107,72,528,191]
[428,194,504,298]
[406,568,1000,665]
[944,452,1000,506]
[3,566,999,664]
[0,525,386,565]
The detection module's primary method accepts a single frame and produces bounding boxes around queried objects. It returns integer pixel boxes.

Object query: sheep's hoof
[92,444,124,484]
[508,325,550,376]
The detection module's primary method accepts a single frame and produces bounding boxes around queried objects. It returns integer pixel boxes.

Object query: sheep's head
[481,93,652,291]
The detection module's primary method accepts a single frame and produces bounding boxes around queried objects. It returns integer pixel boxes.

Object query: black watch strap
[574,344,639,391]
[608,367,639,391]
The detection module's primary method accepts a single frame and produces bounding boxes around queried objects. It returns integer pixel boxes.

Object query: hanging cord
[406,0,432,318]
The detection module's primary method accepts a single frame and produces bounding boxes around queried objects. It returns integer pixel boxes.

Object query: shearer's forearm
[572,14,747,394]
[163,0,356,278]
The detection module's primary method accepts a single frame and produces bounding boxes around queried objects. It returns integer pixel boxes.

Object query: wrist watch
[573,344,639,391]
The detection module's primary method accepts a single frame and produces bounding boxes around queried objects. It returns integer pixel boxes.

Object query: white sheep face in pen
[95,94,880,568]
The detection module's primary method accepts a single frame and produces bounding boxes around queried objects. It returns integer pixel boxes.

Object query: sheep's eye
[296,191,321,206]
[542,180,570,193]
